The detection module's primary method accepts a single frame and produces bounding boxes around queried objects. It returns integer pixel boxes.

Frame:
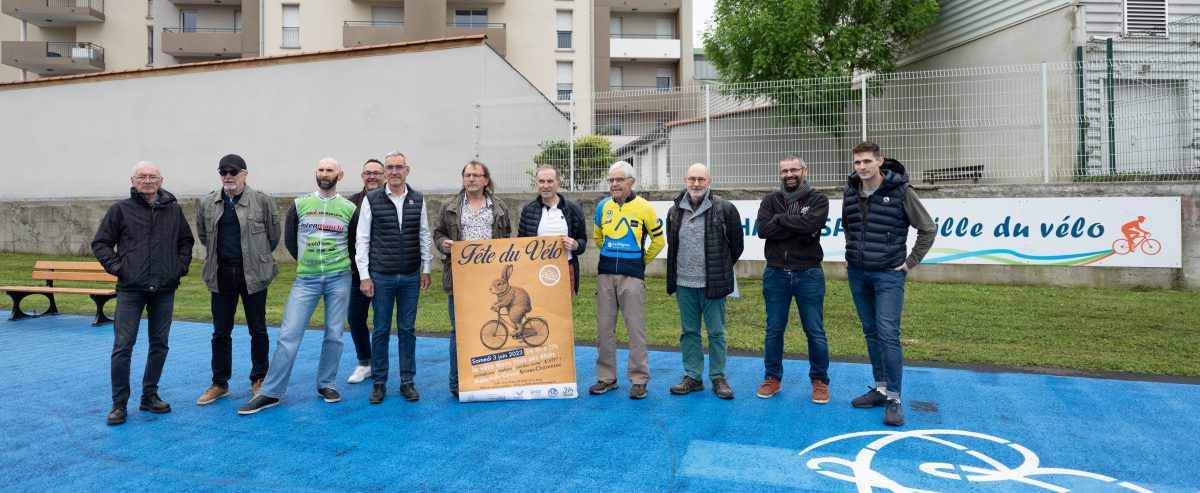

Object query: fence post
[1076,46,1087,177]
[1041,61,1050,183]
[1106,37,1117,175]
[704,84,712,167]
[861,76,868,142]
[568,94,575,191]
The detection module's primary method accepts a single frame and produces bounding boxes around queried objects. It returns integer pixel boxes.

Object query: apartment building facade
[0,0,692,119]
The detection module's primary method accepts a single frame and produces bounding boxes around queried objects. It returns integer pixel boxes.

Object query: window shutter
[1124,0,1168,36]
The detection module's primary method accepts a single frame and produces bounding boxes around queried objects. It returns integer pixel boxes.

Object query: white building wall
[0,44,559,199]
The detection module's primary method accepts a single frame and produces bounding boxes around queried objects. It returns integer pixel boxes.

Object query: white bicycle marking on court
[798,429,1154,493]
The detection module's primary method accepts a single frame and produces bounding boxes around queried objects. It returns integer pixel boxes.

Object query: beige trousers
[595,273,649,384]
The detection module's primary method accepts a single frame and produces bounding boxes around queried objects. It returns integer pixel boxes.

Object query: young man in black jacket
[92,161,195,426]
[755,154,831,403]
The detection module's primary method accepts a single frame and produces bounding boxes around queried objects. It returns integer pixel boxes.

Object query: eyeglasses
[133,175,161,182]
[463,173,486,179]
[218,168,242,177]
[606,177,629,184]
[685,177,709,184]
[780,167,805,175]
[362,171,384,177]
[384,165,408,172]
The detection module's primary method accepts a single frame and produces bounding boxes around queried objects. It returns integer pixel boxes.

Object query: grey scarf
[781,182,812,214]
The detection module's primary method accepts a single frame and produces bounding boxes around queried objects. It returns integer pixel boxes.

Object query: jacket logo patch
[631,220,639,228]
[800,206,810,214]
[883,197,891,204]
[605,210,613,218]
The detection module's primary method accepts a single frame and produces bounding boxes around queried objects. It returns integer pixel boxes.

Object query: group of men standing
[92,139,932,427]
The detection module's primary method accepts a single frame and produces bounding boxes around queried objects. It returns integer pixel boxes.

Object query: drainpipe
[259,0,265,56]
[20,20,27,81]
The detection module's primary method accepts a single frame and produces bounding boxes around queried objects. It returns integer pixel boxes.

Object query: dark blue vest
[843,162,911,271]
[366,186,424,275]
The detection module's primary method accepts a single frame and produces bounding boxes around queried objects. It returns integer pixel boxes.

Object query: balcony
[351,0,402,3]
[167,0,241,5]
[343,21,406,47]
[609,34,680,61]
[2,0,104,27]
[1,41,104,75]
[594,85,692,113]
[162,27,243,58]
[445,22,506,56]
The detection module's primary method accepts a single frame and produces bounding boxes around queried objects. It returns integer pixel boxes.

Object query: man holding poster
[591,161,665,400]
[843,141,936,427]
[449,236,577,402]
[434,160,511,398]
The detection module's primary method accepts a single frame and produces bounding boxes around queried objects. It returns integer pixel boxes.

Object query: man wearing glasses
[344,158,385,385]
[93,162,194,425]
[665,163,743,399]
[355,151,433,404]
[434,160,511,398]
[755,154,831,403]
[590,161,664,400]
[195,154,281,406]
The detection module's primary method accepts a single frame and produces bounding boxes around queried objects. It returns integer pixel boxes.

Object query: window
[372,7,404,25]
[282,5,300,48]
[454,9,488,27]
[656,68,672,90]
[556,11,572,49]
[234,10,242,31]
[610,66,623,90]
[180,10,197,33]
[557,62,572,101]
[146,26,153,66]
[1123,0,1168,36]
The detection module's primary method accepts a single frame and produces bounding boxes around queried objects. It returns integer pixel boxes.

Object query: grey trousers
[595,273,649,385]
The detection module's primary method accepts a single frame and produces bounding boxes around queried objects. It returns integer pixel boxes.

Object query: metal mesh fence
[477,17,1200,192]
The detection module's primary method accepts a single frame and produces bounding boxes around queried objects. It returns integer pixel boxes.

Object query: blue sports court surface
[1,312,1197,492]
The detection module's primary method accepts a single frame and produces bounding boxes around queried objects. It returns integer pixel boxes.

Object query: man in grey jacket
[195,154,281,405]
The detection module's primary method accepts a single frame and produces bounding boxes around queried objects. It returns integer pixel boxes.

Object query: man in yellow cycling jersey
[589,161,664,400]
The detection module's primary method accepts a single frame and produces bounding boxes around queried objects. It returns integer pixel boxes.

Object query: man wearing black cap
[195,154,281,405]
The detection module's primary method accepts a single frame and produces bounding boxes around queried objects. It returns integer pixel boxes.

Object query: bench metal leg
[6,292,57,321]
[90,294,115,326]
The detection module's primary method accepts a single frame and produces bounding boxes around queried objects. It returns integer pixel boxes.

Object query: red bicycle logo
[1112,233,1162,256]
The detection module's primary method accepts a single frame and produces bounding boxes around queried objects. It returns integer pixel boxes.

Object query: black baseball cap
[218,154,247,170]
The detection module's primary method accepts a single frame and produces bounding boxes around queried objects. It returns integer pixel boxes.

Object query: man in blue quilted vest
[843,141,936,427]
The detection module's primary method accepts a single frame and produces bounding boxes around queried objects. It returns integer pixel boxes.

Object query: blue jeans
[762,267,829,383]
[448,295,459,391]
[847,267,907,399]
[370,271,421,385]
[259,271,351,399]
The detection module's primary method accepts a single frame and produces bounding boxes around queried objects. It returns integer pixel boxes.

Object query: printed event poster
[450,236,578,402]
[652,196,1181,268]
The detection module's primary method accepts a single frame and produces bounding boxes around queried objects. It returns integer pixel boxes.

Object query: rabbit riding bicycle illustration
[480,265,550,350]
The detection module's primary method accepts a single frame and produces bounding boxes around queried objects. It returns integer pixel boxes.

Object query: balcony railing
[281,27,299,48]
[344,20,405,27]
[45,41,103,63]
[609,33,675,39]
[447,22,505,28]
[557,83,573,101]
[163,27,241,34]
[46,0,102,9]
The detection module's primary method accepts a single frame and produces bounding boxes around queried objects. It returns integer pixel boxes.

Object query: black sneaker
[629,383,648,400]
[851,387,889,408]
[238,395,280,415]
[139,394,172,414]
[318,387,341,403]
[884,399,905,426]
[399,382,420,402]
[669,376,704,395]
[369,383,386,404]
[588,380,618,395]
[106,403,127,426]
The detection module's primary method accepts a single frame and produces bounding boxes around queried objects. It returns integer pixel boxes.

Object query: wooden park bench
[1,261,116,326]
[925,164,984,184]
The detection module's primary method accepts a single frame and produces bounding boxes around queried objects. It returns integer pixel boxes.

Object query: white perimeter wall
[0,43,557,199]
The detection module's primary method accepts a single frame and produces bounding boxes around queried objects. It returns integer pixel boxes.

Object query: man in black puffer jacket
[517,165,588,294]
[92,161,195,426]
[843,141,936,427]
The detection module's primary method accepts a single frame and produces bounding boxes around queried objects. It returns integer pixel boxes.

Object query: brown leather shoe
[196,385,229,405]
[711,378,734,400]
[251,378,264,397]
[756,377,781,398]
[812,380,830,404]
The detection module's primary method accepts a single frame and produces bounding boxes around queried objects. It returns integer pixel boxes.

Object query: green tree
[531,135,617,190]
[702,0,940,132]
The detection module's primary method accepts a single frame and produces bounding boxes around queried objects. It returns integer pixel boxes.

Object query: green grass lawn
[2,252,1198,376]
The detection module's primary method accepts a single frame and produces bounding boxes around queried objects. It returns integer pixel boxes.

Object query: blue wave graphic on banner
[924,249,1112,263]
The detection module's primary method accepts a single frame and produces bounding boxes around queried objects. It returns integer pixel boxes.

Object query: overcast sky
[693,0,716,46]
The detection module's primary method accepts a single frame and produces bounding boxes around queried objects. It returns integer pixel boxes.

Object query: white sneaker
[347,365,372,384]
